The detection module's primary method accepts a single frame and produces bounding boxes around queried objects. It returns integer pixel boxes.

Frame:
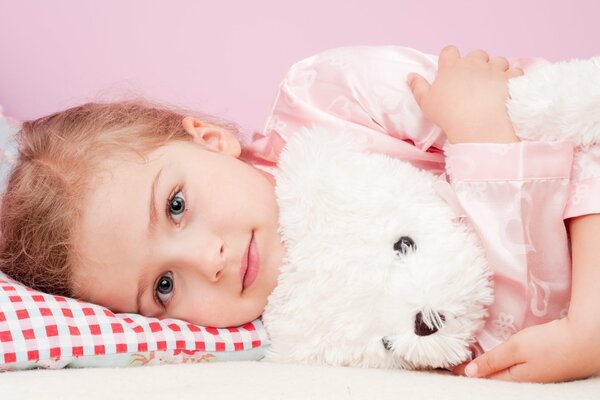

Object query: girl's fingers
[439,45,461,67]
[466,49,490,62]
[487,365,526,382]
[451,362,469,376]
[407,73,430,109]
[489,57,509,71]
[505,67,525,78]
[464,338,523,378]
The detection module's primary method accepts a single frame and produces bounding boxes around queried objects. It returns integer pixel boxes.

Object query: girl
[1,45,599,383]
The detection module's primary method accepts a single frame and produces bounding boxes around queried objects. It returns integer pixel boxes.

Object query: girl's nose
[195,242,226,282]
[161,231,226,282]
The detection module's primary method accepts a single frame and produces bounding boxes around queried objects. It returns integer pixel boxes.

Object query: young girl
[1,45,599,383]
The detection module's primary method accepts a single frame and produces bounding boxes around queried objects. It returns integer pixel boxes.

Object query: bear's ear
[394,236,416,256]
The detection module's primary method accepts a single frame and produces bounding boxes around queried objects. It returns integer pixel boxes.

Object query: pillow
[0,271,268,370]
[0,109,269,370]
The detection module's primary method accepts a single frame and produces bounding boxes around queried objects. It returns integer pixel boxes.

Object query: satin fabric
[246,46,599,352]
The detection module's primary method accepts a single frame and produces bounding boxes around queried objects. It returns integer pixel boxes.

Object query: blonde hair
[0,101,239,297]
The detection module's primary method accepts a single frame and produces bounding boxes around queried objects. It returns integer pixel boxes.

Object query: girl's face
[72,117,286,327]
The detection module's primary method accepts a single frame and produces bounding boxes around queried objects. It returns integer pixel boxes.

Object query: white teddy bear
[262,57,600,370]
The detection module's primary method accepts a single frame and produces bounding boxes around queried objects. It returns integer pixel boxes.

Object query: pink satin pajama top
[246,46,600,352]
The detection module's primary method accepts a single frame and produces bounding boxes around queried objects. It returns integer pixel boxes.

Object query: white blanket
[0,361,599,399]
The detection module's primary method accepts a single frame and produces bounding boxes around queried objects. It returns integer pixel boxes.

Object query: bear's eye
[394,236,416,256]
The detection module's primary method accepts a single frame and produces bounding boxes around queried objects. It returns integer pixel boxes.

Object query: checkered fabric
[0,271,269,369]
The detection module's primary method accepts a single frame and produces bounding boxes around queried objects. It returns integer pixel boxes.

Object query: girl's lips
[241,231,260,291]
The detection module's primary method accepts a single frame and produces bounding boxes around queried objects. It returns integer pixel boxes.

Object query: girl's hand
[453,318,600,383]
[408,45,524,144]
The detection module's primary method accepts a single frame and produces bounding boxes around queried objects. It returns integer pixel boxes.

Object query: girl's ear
[182,116,242,158]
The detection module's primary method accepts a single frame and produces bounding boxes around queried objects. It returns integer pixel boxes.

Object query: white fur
[508,57,600,146]
[263,130,492,369]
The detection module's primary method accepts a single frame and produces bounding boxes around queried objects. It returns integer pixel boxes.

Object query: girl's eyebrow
[139,167,163,313]
[148,167,163,236]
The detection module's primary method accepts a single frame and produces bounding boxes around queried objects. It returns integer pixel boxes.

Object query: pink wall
[0,0,598,135]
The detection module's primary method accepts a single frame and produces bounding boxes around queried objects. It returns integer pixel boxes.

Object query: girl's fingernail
[464,362,478,377]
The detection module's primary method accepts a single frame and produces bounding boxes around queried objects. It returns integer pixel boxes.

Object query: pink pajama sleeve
[246,46,448,175]
[445,142,574,351]
[564,145,600,219]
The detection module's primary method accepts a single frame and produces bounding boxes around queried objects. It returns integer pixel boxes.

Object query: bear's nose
[414,311,445,336]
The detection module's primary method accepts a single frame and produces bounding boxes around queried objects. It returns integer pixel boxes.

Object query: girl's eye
[167,190,186,224]
[155,271,174,307]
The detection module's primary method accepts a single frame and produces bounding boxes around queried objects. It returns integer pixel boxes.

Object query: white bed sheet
[0,361,599,400]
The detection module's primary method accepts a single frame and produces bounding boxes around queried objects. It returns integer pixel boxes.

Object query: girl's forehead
[138,140,209,166]
[90,159,150,188]
[73,154,163,298]
[91,140,202,191]
[80,141,208,228]
[95,145,170,176]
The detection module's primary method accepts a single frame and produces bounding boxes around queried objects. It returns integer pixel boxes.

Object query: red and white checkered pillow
[0,110,269,370]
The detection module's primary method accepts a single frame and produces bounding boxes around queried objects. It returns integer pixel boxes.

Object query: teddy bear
[261,56,600,370]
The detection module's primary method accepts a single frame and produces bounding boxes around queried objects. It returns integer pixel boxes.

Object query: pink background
[0,0,598,135]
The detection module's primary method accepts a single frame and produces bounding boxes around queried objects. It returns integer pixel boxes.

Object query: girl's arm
[410,45,600,382]
[460,215,600,382]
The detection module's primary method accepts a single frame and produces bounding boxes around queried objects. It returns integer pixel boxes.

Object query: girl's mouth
[241,231,260,291]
